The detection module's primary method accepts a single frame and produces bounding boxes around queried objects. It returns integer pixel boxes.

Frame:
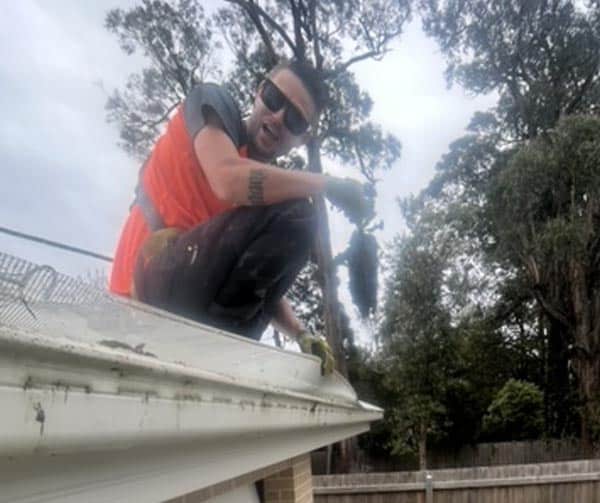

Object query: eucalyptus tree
[416,0,600,448]
[490,116,600,450]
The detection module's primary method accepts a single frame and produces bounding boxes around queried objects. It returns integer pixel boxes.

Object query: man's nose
[271,107,285,127]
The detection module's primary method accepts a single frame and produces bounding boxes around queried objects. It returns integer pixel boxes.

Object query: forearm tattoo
[248,169,266,205]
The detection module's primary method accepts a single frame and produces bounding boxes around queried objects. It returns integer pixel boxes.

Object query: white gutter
[0,298,382,503]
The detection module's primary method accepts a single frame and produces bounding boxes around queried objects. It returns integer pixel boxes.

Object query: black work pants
[135,199,316,340]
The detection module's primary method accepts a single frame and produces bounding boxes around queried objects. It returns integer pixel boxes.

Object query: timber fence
[311,439,595,473]
[313,459,600,503]
[427,438,592,469]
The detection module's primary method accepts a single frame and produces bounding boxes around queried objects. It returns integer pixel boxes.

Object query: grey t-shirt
[183,83,246,148]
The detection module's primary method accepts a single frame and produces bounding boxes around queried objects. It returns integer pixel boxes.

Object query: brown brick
[169,454,315,503]
[298,493,314,503]
[265,478,296,490]
[293,471,311,485]
[295,480,312,496]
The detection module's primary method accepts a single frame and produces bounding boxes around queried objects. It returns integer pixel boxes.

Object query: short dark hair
[271,58,328,114]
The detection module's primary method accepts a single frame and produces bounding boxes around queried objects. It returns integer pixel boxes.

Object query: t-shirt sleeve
[183,83,244,147]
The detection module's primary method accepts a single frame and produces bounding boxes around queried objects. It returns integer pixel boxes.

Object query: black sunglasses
[260,79,310,136]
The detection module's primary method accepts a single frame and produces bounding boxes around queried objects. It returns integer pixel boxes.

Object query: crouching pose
[110,60,366,374]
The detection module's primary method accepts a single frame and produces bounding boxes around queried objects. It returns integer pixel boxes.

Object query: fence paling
[314,471,600,494]
[427,438,587,469]
[314,483,423,494]
[330,438,595,473]
[313,459,600,502]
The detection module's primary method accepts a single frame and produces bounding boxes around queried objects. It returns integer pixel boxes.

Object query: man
[110,59,366,374]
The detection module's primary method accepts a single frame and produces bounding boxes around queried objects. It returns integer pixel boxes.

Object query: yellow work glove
[297,331,335,376]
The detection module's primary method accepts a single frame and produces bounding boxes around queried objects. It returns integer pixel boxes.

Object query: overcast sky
[0,1,496,342]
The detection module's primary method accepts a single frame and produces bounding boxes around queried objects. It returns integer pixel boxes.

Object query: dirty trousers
[134,200,316,340]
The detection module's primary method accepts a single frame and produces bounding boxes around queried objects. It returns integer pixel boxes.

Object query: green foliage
[482,379,544,441]
[402,0,600,451]
[490,116,600,445]
[421,0,600,139]
[491,115,600,276]
[369,1,600,460]
[376,232,459,461]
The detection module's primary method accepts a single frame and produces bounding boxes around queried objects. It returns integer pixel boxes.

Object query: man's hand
[297,331,335,376]
[271,299,334,375]
[324,177,370,225]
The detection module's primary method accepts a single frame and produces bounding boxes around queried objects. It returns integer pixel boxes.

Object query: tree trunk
[418,421,427,471]
[545,318,571,437]
[569,259,599,454]
[307,137,355,472]
[306,137,348,377]
[573,352,600,456]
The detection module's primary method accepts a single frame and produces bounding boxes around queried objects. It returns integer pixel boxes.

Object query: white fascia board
[0,320,382,503]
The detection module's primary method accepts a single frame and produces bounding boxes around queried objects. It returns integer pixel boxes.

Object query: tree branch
[328,47,392,78]
[354,142,378,184]
[226,0,297,58]
[309,0,323,70]
[290,0,306,58]
[141,100,180,129]
[532,285,573,331]
[565,66,599,115]
[236,0,279,65]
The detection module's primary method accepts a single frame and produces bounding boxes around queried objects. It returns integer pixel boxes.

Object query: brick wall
[264,454,313,503]
[165,454,313,503]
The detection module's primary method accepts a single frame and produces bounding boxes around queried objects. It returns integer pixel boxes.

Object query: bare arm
[194,123,327,206]
[271,297,306,341]
[273,297,336,375]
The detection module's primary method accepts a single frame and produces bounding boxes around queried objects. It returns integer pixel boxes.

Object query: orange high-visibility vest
[110,106,246,296]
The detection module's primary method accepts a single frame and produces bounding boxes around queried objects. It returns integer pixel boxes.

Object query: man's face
[246,68,318,160]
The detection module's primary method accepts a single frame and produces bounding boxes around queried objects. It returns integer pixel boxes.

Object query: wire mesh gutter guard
[0,252,108,331]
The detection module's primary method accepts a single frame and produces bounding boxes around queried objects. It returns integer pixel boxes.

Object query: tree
[378,229,460,469]
[421,0,600,141]
[490,116,600,450]
[482,379,544,441]
[416,0,600,450]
